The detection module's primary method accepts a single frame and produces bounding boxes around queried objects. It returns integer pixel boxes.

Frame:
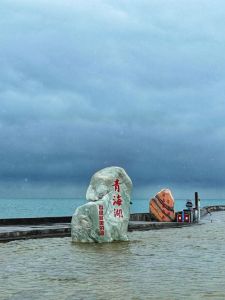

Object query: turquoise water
[0,198,225,219]
[0,211,225,299]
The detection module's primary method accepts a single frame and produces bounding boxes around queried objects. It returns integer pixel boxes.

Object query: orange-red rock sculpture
[149,189,175,222]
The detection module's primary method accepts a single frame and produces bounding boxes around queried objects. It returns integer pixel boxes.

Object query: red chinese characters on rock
[98,205,104,236]
[114,208,123,218]
[112,179,123,218]
[113,179,120,192]
[113,194,122,206]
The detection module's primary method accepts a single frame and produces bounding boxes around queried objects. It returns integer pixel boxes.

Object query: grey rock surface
[71,166,132,243]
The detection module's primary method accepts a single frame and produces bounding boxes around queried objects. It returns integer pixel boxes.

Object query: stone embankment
[0,205,224,243]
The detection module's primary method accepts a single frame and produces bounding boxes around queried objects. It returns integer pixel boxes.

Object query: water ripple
[1,212,225,299]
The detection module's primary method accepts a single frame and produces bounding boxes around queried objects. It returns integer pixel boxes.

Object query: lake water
[1,198,225,219]
[0,211,225,299]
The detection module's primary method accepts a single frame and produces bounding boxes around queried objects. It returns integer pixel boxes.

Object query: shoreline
[0,205,225,243]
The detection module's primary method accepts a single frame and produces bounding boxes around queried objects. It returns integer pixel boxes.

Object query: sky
[0,0,225,199]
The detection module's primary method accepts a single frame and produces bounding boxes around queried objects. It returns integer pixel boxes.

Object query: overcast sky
[1,0,225,199]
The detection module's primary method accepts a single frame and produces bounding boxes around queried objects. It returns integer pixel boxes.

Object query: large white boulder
[71,166,132,243]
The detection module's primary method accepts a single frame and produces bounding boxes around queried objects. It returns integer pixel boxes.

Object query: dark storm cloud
[1,0,225,197]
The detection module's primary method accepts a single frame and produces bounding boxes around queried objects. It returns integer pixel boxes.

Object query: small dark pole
[195,192,201,222]
[195,192,199,210]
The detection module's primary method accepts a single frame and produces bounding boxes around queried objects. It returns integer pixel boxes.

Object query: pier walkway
[0,206,224,243]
